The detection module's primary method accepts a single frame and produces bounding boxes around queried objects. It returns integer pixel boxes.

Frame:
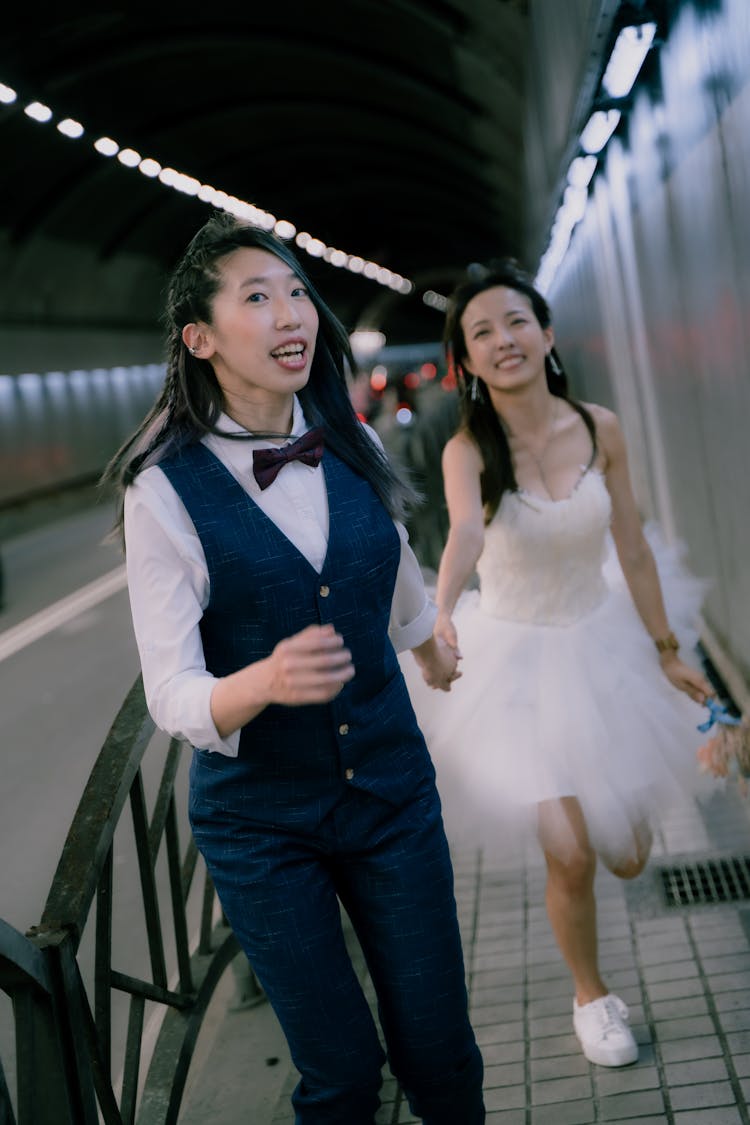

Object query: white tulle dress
[400,467,711,862]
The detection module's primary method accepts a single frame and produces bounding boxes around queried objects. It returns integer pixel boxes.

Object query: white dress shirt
[123,397,436,756]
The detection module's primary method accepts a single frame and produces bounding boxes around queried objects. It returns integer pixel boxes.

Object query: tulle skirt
[400,528,714,864]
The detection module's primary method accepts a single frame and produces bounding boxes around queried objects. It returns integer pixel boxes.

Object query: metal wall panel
[547,0,750,684]
[0,364,165,505]
[524,0,620,260]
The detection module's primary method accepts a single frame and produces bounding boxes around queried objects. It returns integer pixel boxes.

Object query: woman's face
[460,286,553,393]
[194,246,319,408]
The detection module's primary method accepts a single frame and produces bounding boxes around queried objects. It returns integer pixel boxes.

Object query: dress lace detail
[478,470,610,625]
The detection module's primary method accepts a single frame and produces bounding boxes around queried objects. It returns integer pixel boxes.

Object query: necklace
[516,397,559,496]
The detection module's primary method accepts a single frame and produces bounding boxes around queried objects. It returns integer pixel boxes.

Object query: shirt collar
[214,395,309,445]
[205,396,314,486]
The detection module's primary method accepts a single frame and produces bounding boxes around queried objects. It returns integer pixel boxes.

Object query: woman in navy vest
[105,213,485,1124]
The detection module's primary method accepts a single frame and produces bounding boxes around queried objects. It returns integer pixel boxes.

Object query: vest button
[319,584,330,597]
[345,768,355,781]
[338,723,349,736]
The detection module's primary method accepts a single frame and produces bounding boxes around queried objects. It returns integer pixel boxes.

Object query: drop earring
[548,352,562,376]
[470,376,480,401]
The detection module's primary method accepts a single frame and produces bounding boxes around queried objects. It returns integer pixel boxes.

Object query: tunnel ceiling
[1,3,530,343]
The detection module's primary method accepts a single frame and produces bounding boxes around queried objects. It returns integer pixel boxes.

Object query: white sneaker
[573,993,638,1067]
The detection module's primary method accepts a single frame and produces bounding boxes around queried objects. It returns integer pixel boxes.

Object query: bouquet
[696,698,750,794]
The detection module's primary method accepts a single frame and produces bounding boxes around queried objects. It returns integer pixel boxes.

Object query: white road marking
[0,565,128,662]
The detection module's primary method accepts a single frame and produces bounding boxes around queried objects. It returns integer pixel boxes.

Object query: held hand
[415,635,462,693]
[267,624,355,705]
[434,610,461,657]
[659,652,711,705]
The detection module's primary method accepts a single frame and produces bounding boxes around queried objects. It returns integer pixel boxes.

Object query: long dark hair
[103,211,416,535]
[443,260,597,523]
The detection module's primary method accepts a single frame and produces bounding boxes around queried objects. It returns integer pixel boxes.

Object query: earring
[470,375,480,401]
[548,352,562,376]
[188,346,198,356]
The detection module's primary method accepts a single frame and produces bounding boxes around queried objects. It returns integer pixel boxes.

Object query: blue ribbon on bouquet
[697,696,742,734]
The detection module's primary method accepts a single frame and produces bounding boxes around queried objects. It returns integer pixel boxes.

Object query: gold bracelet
[654,630,679,654]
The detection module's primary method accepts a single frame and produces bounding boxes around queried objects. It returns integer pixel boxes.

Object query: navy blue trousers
[190,775,485,1124]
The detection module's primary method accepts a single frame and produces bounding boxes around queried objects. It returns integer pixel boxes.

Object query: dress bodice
[476,469,612,625]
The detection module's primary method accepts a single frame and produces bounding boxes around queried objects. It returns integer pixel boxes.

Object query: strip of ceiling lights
[0,80,413,297]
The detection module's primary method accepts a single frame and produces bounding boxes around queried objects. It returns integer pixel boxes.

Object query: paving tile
[528,992,575,1019]
[672,1109,743,1124]
[713,989,750,1013]
[481,1040,525,1066]
[530,1074,593,1105]
[653,1015,716,1041]
[603,969,641,993]
[476,1020,524,1046]
[664,1056,730,1085]
[637,942,693,966]
[642,958,700,983]
[483,1061,525,1088]
[691,936,750,957]
[701,953,750,975]
[633,918,688,938]
[529,1013,575,1038]
[527,974,574,1000]
[531,1099,595,1124]
[599,1119,670,1125]
[658,1034,723,1062]
[530,1052,589,1082]
[717,1006,750,1032]
[474,951,525,971]
[726,1029,750,1053]
[669,1081,737,1111]
[594,1064,660,1096]
[689,914,746,937]
[649,994,710,1020]
[473,966,530,989]
[599,1087,666,1119]
[645,977,705,1003]
[529,1033,580,1060]
[527,960,574,984]
[706,967,750,994]
[733,1051,750,1078]
[471,1001,524,1026]
[484,1084,526,1111]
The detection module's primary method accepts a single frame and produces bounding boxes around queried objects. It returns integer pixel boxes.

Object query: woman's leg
[600,818,652,880]
[335,782,485,1125]
[538,796,639,1067]
[538,796,606,1005]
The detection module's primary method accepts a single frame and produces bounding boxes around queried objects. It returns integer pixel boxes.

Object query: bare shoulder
[580,401,618,430]
[580,402,625,458]
[443,429,483,468]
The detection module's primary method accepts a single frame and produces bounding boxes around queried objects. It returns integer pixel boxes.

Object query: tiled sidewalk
[184,784,750,1124]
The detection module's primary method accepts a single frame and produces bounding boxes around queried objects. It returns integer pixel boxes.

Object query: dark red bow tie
[252,427,325,490]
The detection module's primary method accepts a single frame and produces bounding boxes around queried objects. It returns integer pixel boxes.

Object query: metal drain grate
[659,856,750,907]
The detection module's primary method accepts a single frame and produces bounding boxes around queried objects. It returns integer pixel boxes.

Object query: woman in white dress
[405,261,712,1068]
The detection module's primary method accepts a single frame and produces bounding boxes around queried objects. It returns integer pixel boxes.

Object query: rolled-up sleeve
[124,474,241,757]
[388,521,437,652]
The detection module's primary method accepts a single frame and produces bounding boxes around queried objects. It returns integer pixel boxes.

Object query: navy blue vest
[159,441,435,829]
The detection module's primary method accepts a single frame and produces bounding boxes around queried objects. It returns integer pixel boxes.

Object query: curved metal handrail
[40,676,155,945]
[0,673,263,1125]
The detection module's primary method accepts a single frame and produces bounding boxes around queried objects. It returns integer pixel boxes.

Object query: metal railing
[0,675,263,1124]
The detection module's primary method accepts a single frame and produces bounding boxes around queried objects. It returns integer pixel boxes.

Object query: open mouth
[270,342,307,369]
[494,352,526,369]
